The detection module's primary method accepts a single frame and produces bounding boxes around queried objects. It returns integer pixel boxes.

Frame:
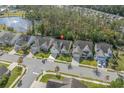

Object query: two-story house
[31,36,55,54]
[95,42,113,68]
[72,40,93,61]
[50,39,72,57]
[14,35,31,51]
[0,31,16,46]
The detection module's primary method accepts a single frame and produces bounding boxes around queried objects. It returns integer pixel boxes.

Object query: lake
[0,17,32,32]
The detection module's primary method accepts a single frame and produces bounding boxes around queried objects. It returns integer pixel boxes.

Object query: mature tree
[110,78,124,88]
[17,56,23,66]
[55,66,60,73]
[0,74,9,88]
[108,54,118,70]
[24,6,123,45]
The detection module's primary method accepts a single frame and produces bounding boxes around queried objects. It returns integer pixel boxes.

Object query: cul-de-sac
[0,5,124,88]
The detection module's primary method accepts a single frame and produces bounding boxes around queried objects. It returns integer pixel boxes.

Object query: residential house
[50,39,72,57]
[31,36,55,54]
[0,66,9,79]
[0,32,15,46]
[46,78,87,88]
[95,42,113,68]
[14,35,31,51]
[40,37,55,52]
[72,40,93,61]
[30,36,42,54]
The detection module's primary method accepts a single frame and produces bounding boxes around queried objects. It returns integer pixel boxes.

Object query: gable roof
[57,39,72,50]
[46,79,65,88]
[0,32,15,44]
[72,46,82,54]
[61,78,87,88]
[46,78,87,88]
[51,39,72,52]
[73,40,93,51]
[0,66,8,77]
[95,42,112,53]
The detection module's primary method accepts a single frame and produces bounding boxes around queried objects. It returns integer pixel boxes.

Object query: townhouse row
[0,31,113,68]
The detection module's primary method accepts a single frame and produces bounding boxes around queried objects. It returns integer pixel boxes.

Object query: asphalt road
[0,53,123,88]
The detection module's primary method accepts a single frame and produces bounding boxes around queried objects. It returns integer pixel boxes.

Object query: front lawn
[80,81,108,88]
[108,50,124,71]
[80,60,97,67]
[5,66,22,87]
[40,74,64,83]
[0,62,9,68]
[34,52,50,59]
[16,49,30,55]
[0,46,13,52]
[56,55,72,62]
[116,54,124,71]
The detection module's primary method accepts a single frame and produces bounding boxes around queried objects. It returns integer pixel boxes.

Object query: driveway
[0,53,123,88]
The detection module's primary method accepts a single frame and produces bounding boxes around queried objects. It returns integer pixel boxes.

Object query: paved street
[0,53,123,88]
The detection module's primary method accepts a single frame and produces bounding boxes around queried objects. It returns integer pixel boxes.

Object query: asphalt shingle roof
[46,78,87,88]
[0,66,8,77]
[96,42,112,53]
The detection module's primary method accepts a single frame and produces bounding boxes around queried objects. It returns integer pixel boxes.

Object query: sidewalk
[8,62,18,71]
[26,52,33,58]
[9,65,26,88]
[45,72,110,86]
[32,71,109,88]
[9,49,16,55]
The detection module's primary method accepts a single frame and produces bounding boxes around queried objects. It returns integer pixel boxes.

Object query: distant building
[95,42,113,68]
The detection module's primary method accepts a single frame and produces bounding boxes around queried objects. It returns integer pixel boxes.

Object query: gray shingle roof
[0,32,15,45]
[0,66,8,77]
[46,78,87,88]
[96,42,112,53]
[73,40,93,51]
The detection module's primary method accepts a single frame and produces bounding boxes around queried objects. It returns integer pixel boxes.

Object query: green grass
[80,60,97,67]
[0,46,13,52]
[0,11,25,18]
[116,54,124,71]
[80,81,108,88]
[16,50,24,55]
[16,49,30,55]
[108,50,124,71]
[40,74,64,83]
[40,72,107,88]
[56,55,72,62]
[0,62,9,68]
[34,52,50,59]
[5,66,22,87]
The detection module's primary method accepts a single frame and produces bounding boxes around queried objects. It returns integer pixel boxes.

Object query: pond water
[0,17,32,32]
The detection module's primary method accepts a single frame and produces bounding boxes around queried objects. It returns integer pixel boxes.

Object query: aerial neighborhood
[0,5,124,88]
